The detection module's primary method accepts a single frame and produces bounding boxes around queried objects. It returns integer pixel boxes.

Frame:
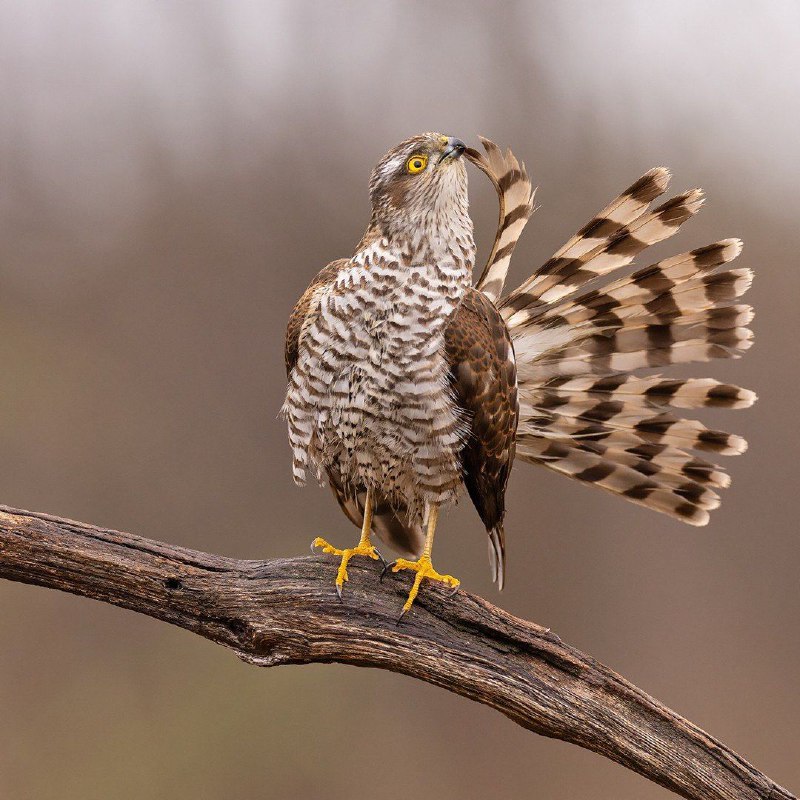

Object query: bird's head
[367,132,469,238]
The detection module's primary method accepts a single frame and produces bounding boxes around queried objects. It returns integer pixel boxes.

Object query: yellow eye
[406,154,428,174]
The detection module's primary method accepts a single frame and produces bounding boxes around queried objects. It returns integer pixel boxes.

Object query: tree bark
[0,504,793,800]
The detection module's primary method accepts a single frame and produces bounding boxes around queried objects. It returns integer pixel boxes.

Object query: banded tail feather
[503,187,707,326]
[547,167,671,261]
[515,435,718,526]
[526,239,747,332]
[492,166,755,526]
[534,374,757,412]
[466,137,535,303]
[516,407,747,456]
[501,167,671,315]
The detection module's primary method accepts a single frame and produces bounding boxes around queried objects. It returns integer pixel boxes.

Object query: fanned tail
[501,169,756,526]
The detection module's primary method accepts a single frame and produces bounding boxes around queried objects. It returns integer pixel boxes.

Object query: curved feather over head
[466,137,535,303]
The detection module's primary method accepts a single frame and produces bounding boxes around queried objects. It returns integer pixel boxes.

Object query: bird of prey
[282,133,754,617]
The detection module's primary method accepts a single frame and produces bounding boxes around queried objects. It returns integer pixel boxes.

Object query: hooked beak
[440,136,467,163]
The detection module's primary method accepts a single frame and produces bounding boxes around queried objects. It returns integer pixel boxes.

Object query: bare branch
[0,504,793,800]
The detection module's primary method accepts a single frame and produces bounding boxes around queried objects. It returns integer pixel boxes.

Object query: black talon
[374,548,387,569]
[395,608,408,626]
[446,584,459,598]
[335,583,343,601]
[380,560,397,582]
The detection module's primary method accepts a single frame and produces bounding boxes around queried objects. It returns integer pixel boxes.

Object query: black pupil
[413,160,422,168]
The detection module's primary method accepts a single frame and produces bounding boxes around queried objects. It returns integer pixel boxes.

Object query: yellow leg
[389,505,460,619]
[312,486,382,598]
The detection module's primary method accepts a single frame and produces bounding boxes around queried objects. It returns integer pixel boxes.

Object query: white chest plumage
[284,231,474,522]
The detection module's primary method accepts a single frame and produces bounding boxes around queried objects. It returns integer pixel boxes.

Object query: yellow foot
[311,537,383,599]
[387,556,460,620]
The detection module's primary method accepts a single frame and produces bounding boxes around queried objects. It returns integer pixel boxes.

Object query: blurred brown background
[1,2,798,798]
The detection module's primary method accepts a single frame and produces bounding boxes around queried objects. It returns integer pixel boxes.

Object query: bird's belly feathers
[284,259,469,521]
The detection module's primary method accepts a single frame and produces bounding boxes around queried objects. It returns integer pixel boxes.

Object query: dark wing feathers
[445,288,519,588]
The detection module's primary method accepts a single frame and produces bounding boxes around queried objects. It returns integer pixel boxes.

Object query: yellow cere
[406,154,428,174]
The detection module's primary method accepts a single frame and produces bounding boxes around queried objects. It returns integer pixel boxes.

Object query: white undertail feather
[487,526,505,590]
[487,164,755,527]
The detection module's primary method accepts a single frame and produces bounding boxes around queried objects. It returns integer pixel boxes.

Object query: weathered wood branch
[0,504,792,800]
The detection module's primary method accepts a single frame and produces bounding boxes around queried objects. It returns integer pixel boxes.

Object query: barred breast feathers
[282,152,476,523]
